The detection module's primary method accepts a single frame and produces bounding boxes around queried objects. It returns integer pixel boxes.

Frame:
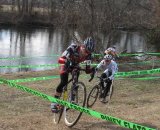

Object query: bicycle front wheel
[86,85,100,108]
[53,97,64,124]
[53,105,64,124]
[64,82,86,127]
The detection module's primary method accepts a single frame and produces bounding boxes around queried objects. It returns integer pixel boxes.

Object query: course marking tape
[0,78,156,130]
[1,52,160,60]
[1,58,160,69]
[118,60,160,66]
[116,76,160,80]
[115,68,160,77]
[1,74,160,85]
[0,75,60,84]
[0,55,59,60]
[0,64,60,68]
[0,68,160,84]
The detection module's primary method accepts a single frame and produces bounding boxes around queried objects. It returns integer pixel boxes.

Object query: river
[0,26,157,73]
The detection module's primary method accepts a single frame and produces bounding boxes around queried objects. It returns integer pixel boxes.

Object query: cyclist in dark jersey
[51,37,95,113]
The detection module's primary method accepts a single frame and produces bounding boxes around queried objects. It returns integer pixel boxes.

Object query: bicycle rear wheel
[86,85,100,108]
[64,82,86,127]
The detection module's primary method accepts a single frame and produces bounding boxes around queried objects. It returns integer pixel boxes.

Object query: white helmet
[104,54,112,61]
[112,45,116,49]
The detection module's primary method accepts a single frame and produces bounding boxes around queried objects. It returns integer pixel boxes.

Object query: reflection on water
[101,31,156,53]
[0,26,157,73]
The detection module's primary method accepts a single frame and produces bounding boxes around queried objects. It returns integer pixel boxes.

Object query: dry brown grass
[0,70,160,130]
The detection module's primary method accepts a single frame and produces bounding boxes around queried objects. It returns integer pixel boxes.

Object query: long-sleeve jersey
[61,43,92,64]
[58,43,93,74]
[96,60,118,80]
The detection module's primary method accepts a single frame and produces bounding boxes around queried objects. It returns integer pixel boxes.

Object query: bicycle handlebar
[96,76,109,82]
[69,65,95,82]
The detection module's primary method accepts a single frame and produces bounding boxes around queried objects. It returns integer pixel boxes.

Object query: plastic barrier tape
[116,76,160,80]
[0,64,96,69]
[0,55,59,60]
[0,78,156,130]
[0,68,160,84]
[0,75,59,84]
[115,68,160,77]
[1,59,160,69]
[1,74,160,85]
[118,60,160,66]
[1,52,160,60]
[94,52,160,57]
[0,64,60,68]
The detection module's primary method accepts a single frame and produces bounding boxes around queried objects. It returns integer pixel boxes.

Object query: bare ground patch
[0,70,159,130]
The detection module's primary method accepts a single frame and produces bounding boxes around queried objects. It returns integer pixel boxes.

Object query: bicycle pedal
[51,108,60,113]
[66,108,70,111]
[56,105,63,110]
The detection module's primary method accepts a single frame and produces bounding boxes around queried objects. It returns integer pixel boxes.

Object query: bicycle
[53,65,88,127]
[87,76,114,108]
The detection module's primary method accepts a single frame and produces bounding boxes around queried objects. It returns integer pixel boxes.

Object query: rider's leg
[56,73,69,95]
[100,73,107,88]
[71,71,80,102]
[99,73,107,98]
[51,72,69,113]
[104,80,112,96]
[100,80,112,103]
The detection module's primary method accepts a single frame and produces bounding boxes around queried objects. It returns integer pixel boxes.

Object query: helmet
[104,54,112,61]
[83,37,95,52]
[112,45,116,49]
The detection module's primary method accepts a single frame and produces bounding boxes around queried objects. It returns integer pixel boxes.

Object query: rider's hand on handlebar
[66,60,77,68]
[88,67,97,82]
[106,77,112,82]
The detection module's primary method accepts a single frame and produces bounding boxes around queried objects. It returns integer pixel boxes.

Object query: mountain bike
[53,65,87,127]
[87,76,114,108]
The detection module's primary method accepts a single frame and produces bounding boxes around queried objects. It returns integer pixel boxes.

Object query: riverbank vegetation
[0,0,160,29]
[0,0,160,51]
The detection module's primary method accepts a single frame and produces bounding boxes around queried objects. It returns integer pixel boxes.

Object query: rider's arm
[96,60,104,71]
[62,43,78,59]
[85,53,97,74]
[57,45,75,69]
[108,62,118,80]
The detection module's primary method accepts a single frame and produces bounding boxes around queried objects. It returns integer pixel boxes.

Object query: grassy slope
[0,70,159,130]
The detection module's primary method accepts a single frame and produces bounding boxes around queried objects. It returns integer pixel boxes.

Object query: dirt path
[0,70,159,130]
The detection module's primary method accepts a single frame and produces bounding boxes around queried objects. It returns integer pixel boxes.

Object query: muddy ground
[0,70,159,130]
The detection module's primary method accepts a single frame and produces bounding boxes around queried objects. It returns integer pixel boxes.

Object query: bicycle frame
[54,65,87,126]
[87,76,114,107]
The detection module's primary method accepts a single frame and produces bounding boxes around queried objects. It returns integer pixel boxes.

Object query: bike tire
[53,92,65,124]
[64,82,86,127]
[86,85,100,108]
[53,106,64,124]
